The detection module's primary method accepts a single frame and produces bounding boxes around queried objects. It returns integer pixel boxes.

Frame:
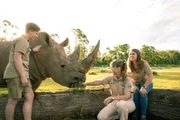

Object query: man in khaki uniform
[3,22,41,120]
[83,60,135,120]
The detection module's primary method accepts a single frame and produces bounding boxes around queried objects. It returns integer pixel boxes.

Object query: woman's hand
[132,84,138,93]
[103,97,114,105]
[140,86,147,96]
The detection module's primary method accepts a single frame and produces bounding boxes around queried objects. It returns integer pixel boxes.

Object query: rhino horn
[81,40,100,73]
[60,37,69,47]
[67,47,80,61]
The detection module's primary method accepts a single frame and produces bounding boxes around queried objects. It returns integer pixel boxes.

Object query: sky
[0,0,180,53]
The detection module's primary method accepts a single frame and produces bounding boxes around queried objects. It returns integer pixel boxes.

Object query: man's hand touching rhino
[32,45,41,52]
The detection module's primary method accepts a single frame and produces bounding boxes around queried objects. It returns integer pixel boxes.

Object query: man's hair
[25,22,41,33]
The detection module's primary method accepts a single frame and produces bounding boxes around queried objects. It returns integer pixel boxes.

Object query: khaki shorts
[6,77,33,99]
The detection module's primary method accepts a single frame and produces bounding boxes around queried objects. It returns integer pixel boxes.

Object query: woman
[127,49,153,120]
[83,60,135,120]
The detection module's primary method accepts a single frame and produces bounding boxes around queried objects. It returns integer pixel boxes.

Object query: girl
[83,60,135,120]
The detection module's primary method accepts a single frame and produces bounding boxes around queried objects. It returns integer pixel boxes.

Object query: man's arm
[14,51,28,86]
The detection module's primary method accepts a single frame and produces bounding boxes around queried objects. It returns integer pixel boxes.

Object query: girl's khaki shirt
[100,75,133,99]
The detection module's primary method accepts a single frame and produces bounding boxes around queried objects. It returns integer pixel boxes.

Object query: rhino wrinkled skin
[0,32,100,90]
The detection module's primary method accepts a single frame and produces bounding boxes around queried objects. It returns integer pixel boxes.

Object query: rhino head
[52,40,100,88]
[29,32,100,89]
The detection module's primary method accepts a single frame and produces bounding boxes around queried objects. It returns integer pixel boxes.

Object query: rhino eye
[61,65,65,68]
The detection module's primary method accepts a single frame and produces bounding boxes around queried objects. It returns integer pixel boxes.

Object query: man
[3,22,41,120]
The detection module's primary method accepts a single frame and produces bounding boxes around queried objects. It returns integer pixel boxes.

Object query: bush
[88,71,97,75]
[153,71,158,76]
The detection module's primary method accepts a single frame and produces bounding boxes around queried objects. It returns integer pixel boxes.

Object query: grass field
[0,67,180,95]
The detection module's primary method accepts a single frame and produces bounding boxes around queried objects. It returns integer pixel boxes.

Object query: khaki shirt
[127,60,152,83]
[100,75,133,99]
[3,35,31,79]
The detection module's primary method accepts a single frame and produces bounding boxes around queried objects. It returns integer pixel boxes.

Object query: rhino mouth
[70,81,85,88]
[69,73,86,88]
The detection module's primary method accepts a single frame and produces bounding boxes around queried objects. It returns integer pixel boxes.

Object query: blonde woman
[83,60,135,120]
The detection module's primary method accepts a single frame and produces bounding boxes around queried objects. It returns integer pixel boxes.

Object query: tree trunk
[0,89,180,120]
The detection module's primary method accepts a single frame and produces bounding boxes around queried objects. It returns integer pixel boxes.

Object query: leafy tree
[104,44,130,61]
[172,50,180,64]
[140,45,157,65]
[50,33,60,42]
[72,28,89,60]
[101,52,111,66]
[66,45,71,55]
[116,44,130,60]
[0,20,18,41]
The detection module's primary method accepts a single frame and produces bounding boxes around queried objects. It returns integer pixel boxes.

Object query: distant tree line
[95,44,180,67]
[1,20,180,67]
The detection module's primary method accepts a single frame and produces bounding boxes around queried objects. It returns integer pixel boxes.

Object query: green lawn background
[0,67,180,95]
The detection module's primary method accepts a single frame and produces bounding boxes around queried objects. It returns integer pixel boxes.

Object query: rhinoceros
[0,32,100,90]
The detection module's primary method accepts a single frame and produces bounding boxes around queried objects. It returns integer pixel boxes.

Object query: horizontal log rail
[0,89,179,120]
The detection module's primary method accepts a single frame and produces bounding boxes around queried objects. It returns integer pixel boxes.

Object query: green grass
[0,67,180,95]
[0,88,8,95]
[152,67,180,90]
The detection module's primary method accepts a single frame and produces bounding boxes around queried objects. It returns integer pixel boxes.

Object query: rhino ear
[60,37,69,47]
[44,32,52,46]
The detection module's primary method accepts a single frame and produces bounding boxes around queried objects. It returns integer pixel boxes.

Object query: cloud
[136,0,180,50]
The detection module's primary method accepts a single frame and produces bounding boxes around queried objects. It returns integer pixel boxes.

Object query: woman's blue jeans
[133,83,153,117]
